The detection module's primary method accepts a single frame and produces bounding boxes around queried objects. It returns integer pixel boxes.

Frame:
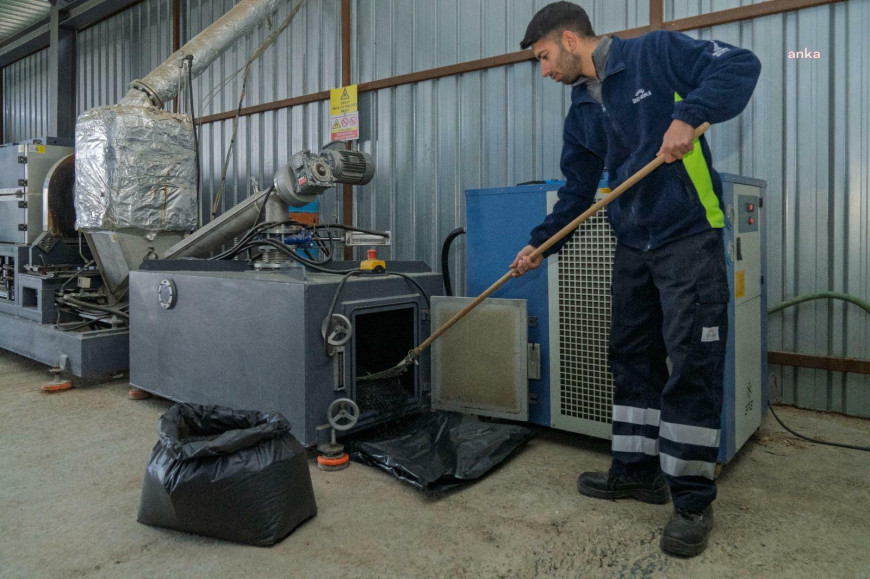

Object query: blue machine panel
[466,183,557,427]
[466,174,767,464]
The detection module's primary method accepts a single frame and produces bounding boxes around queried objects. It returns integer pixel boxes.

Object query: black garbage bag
[137,403,317,546]
[350,411,534,492]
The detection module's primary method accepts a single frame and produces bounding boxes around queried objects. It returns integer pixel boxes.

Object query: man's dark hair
[520,1,595,49]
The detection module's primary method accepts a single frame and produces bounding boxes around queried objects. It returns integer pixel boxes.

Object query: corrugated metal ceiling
[0,0,50,44]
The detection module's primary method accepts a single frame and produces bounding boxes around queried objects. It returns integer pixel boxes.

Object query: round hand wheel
[321,314,353,347]
[327,398,360,431]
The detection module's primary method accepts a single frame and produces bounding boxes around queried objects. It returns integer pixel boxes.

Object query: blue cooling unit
[464,174,767,463]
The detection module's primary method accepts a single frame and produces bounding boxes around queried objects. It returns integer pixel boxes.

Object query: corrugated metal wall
[669,0,870,416]
[666,0,768,20]
[1,48,49,142]
[345,0,869,416]
[76,0,174,113]
[1,0,867,415]
[346,0,649,292]
[186,0,341,221]
[72,0,341,223]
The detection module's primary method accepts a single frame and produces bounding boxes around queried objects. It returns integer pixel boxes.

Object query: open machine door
[430,296,529,421]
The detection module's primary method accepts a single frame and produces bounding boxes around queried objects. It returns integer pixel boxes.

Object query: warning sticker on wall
[330,85,359,141]
[735,270,745,299]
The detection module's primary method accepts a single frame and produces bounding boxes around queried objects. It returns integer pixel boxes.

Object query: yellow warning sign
[330,84,360,141]
[330,84,358,115]
[735,270,745,299]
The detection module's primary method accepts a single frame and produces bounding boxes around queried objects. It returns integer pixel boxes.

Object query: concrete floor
[1,349,868,579]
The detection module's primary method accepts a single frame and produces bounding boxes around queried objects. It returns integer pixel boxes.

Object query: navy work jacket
[529,31,761,255]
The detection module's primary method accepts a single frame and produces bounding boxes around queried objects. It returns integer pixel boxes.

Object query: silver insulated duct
[75,0,283,232]
[121,0,282,108]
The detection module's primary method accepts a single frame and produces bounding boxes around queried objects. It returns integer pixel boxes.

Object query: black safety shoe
[576,471,670,504]
[660,505,714,557]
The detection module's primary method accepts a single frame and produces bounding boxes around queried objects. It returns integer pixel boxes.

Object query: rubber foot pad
[128,388,152,400]
[41,381,73,392]
[317,453,350,471]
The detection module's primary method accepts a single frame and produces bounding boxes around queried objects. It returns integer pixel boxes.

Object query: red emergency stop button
[748,217,755,225]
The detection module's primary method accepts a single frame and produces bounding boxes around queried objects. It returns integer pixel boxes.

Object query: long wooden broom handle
[412,122,711,358]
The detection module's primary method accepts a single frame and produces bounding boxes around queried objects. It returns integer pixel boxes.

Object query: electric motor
[274,148,375,208]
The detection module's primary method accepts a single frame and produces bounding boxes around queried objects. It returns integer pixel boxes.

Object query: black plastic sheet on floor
[349,411,534,492]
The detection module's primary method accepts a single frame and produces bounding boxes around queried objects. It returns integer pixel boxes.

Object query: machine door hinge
[18,156,27,164]
[18,179,27,187]
[17,224,27,231]
[17,201,27,209]
[527,343,541,380]
[759,197,764,209]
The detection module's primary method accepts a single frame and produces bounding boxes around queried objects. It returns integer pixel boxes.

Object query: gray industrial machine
[0,0,369,379]
[129,263,442,446]
[0,138,73,245]
[0,137,131,376]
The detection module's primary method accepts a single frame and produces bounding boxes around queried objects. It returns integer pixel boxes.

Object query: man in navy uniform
[510,2,760,557]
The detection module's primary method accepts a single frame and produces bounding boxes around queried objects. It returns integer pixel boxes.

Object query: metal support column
[48,1,75,140]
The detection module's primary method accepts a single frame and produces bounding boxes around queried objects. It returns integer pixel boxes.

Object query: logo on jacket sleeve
[632,88,652,104]
[711,41,730,58]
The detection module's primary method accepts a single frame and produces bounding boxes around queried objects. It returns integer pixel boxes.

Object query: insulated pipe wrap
[121,0,281,107]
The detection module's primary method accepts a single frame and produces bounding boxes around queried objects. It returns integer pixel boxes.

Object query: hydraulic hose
[768,291,870,316]
[440,227,466,297]
[62,295,130,320]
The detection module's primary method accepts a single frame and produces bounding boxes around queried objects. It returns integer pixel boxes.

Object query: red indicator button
[747,203,755,212]
[748,217,755,225]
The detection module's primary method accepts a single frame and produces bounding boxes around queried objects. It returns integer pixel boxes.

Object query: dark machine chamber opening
[353,307,416,416]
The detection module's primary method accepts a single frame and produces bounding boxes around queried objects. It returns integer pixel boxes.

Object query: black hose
[440,227,466,296]
[62,295,130,320]
[55,315,113,332]
[210,217,287,261]
[319,223,390,238]
[322,270,432,356]
[767,402,870,452]
[323,271,366,355]
[382,272,431,309]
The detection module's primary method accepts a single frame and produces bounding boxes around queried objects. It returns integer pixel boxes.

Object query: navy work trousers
[607,228,729,511]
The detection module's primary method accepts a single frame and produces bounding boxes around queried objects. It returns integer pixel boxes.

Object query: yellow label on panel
[330,85,358,115]
[35,145,45,153]
[735,270,745,299]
